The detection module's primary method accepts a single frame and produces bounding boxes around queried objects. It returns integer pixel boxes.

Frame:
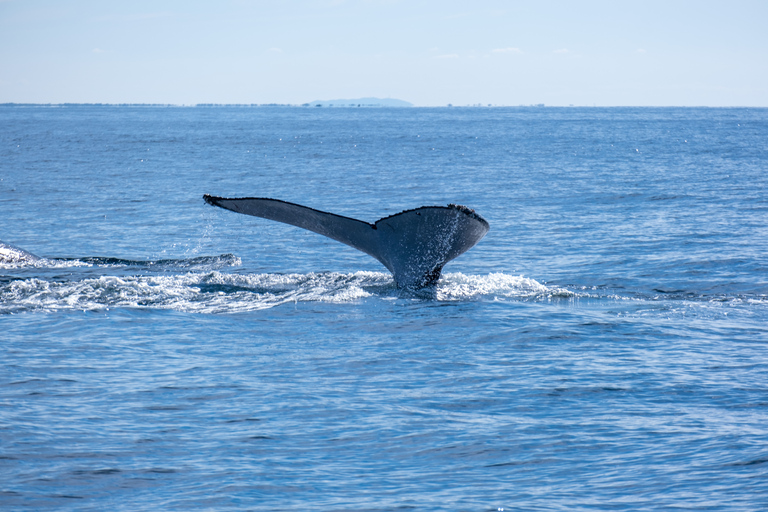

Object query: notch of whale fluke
[203,195,490,289]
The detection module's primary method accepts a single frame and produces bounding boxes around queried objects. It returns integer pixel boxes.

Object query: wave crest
[0,271,389,314]
[0,271,576,314]
[436,272,577,300]
[0,253,241,271]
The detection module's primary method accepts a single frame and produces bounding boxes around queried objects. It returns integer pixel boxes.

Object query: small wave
[0,271,575,314]
[0,257,88,270]
[4,267,759,315]
[61,253,242,271]
[0,254,241,271]
[603,290,768,305]
[0,271,390,314]
[436,272,578,301]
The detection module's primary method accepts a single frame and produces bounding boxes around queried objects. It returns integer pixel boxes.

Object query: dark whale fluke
[0,241,41,265]
[203,195,489,288]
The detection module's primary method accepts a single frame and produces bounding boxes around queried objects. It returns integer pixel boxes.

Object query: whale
[203,195,489,289]
[0,241,41,265]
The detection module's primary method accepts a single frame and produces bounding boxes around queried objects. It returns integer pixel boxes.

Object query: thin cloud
[636,48,646,53]
[435,54,460,59]
[267,47,283,53]
[492,47,523,54]
[92,48,106,53]
[553,48,569,54]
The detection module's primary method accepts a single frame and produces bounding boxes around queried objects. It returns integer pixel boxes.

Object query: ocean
[1,105,767,510]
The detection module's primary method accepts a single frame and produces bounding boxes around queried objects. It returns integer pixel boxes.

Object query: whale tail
[204,195,489,289]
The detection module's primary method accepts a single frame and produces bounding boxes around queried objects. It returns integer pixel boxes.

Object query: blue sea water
[1,105,767,510]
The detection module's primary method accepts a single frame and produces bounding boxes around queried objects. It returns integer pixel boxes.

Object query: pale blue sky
[1,0,766,106]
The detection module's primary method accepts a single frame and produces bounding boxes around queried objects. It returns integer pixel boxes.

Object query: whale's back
[0,241,40,265]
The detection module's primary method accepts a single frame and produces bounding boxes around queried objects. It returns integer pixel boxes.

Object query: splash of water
[0,269,573,314]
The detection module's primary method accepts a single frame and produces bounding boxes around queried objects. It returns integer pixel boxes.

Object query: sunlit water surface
[1,106,767,510]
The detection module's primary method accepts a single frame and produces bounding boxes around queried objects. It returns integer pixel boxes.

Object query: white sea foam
[0,270,578,314]
[0,254,241,271]
[0,271,389,314]
[0,257,91,269]
[10,267,752,315]
[436,272,578,301]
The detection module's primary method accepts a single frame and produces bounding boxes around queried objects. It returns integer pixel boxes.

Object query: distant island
[306,97,413,108]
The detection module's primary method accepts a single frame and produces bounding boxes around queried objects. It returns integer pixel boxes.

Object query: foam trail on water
[0,271,578,314]
[3,269,759,315]
[436,272,577,301]
[0,271,388,314]
[0,254,241,271]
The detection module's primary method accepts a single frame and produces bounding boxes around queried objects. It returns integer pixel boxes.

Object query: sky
[1,0,766,106]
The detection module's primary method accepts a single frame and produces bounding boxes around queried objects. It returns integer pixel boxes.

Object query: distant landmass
[306,97,413,108]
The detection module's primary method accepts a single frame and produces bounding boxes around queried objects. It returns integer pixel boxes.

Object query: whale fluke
[203,195,489,288]
[0,241,41,265]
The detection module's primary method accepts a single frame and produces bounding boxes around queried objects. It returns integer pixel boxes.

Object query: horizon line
[1,103,765,109]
